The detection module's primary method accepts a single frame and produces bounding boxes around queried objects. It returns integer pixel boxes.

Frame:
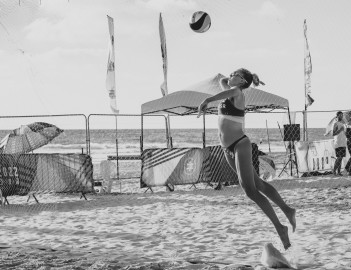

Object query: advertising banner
[295,139,350,174]
[0,154,93,198]
[141,148,204,187]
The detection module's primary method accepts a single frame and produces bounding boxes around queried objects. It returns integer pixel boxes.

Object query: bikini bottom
[222,135,247,159]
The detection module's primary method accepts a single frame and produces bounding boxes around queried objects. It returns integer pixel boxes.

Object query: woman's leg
[253,169,296,232]
[224,138,291,249]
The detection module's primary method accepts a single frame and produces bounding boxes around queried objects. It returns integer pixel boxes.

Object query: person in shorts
[344,111,351,175]
[333,111,347,176]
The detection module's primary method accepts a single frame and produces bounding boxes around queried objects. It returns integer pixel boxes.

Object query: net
[1,1,351,269]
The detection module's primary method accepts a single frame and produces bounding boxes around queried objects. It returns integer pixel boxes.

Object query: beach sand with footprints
[1,176,351,269]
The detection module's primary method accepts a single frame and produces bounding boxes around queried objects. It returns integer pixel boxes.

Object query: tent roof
[141,73,289,115]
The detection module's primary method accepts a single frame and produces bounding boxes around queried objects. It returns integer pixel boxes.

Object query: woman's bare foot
[277,225,291,250]
[287,208,296,233]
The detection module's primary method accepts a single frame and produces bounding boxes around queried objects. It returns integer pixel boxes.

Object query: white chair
[99,160,116,193]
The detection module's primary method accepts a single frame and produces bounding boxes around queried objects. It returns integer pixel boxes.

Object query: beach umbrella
[0,122,63,154]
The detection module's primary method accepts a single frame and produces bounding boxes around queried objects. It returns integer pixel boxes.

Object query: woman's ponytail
[252,73,265,87]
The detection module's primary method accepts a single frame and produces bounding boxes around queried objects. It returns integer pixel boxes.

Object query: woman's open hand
[197,99,208,118]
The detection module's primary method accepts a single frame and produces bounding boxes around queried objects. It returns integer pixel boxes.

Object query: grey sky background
[0,0,350,129]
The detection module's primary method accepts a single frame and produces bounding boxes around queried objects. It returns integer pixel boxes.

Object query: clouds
[25,3,106,49]
[252,1,284,20]
[138,0,197,12]
[1,0,351,121]
[219,47,289,60]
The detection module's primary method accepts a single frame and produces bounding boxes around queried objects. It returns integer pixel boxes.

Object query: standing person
[333,111,347,176]
[197,68,296,250]
[345,112,351,176]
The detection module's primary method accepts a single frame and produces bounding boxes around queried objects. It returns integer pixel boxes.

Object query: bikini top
[218,98,245,117]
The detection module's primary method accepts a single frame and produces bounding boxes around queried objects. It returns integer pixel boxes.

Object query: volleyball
[189,11,211,33]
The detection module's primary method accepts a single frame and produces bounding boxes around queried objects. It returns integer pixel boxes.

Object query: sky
[0,0,351,129]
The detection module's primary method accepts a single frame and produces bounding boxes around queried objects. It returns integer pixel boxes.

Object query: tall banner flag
[304,19,313,107]
[106,15,119,114]
[159,13,168,96]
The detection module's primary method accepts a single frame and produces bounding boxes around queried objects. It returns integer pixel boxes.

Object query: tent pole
[265,119,271,153]
[287,107,292,125]
[202,113,206,148]
[114,115,120,191]
[166,114,172,148]
[287,108,293,175]
[303,105,308,141]
[141,114,144,152]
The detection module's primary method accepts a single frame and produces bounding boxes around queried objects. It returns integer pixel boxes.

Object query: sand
[1,175,351,270]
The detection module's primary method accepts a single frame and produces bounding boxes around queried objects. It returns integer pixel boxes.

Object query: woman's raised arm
[197,87,240,118]
[219,77,230,91]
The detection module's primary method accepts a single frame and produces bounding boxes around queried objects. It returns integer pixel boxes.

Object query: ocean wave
[41,141,287,155]
[43,143,86,150]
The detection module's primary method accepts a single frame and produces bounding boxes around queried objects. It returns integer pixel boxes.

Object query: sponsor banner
[200,146,238,185]
[31,154,93,193]
[0,154,93,197]
[0,154,37,197]
[141,146,241,188]
[141,148,204,187]
[140,145,276,188]
[295,139,350,173]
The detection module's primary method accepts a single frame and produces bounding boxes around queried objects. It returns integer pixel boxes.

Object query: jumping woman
[197,68,296,249]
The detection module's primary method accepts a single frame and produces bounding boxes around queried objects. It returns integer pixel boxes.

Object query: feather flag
[159,13,168,96]
[106,15,119,114]
[304,19,313,107]
[306,94,314,106]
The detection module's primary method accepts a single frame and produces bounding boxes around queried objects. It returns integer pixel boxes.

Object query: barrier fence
[0,114,91,205]
[87,114,169,193]
[87,110,351,193]
[1,110,351,203]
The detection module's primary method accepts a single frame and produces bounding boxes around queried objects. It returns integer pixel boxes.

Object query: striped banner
[141,148,204,187]
[140,145,278,189]
[141,146,239,188]
[0,154,93,198]
[200,146,238,185]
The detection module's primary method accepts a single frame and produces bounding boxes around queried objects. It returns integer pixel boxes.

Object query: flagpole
[304,63,308,141]
[303,19,307,141]
[304,79,307,141]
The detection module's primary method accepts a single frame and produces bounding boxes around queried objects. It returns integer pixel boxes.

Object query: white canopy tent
[141,73,289,115]
[141,73,290,148]
[139,74,292,186]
